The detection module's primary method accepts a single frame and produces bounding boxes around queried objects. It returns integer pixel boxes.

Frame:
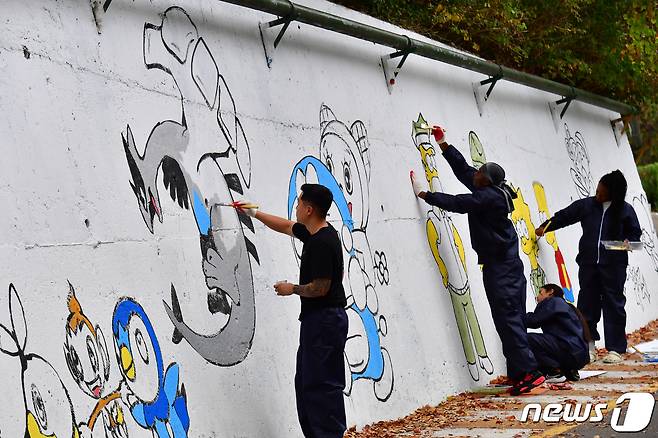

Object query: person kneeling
[524,284,591,382]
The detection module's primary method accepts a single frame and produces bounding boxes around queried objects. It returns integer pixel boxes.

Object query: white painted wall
[1,1,656,437]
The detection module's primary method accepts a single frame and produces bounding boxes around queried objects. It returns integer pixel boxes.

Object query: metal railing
[220,0,636,117]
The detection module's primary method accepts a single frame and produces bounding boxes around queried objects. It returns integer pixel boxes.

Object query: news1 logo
[521,392,655,432]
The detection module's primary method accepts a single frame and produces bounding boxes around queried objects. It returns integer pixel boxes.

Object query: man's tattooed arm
[293,278,332,298]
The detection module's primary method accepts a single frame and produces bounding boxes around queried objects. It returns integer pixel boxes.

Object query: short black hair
[541,283,564,298]
[300,183,333,218]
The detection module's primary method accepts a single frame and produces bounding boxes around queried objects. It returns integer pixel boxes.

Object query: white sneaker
[545,374,567,384]
[602,351,623,364]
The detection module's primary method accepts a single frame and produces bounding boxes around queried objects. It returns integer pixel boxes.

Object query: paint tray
[601,240,643,251]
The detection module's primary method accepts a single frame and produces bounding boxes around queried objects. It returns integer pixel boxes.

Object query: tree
[333,0,657,164]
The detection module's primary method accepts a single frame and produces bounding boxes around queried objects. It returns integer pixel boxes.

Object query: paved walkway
[346,320,658,438]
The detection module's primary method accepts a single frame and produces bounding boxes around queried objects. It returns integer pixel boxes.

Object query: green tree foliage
[638,162,658,209]
[333,0,657,164]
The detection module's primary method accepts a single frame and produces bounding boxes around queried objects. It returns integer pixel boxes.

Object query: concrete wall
[1,0,656,437]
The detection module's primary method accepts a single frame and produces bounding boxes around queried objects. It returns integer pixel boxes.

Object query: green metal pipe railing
[220,0,636,116]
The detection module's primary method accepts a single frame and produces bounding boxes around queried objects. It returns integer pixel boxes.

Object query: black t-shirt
[292,222,347,318]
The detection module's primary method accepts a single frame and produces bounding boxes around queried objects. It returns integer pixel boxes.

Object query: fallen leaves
[344,318,658,437]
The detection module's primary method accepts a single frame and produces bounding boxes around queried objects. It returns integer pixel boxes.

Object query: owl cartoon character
[0,284,81,438]
[112,298,189,437]
[411,114,493,381]
[63,282,129,438]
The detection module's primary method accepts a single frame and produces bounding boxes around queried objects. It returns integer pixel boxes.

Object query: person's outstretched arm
[432,127,477,192]
[523,299,560,329]
[411,171,484,214]
[536,198,587,237]
[423,191,486,215]
[236,201,294,236]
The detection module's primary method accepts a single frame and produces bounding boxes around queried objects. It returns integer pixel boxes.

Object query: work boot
[602,351,623,364]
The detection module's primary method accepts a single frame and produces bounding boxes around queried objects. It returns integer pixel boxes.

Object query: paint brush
[215,202,260,209]
[631,345,644,355]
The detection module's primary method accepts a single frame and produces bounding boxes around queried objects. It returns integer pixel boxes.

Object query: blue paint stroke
[287,156,353,233]
[350,303,384,382]
[193,190,211,235]
[563,287,574,304]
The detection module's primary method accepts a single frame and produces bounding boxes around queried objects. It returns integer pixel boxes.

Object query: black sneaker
[509,370,546,395]
[564,369,580,381]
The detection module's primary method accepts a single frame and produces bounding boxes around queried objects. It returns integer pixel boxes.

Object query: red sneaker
[509,371,545,395]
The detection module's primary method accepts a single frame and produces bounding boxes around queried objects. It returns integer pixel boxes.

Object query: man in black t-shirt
[235,183,348,438]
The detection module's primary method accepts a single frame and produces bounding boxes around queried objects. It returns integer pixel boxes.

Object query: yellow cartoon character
[510,186,546,297]
[63,282,129,438]
[533,182,575,302]
[412,114,493,381]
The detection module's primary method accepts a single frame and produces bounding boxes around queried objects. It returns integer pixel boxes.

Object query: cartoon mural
[532,182,575,302]
[468,131,487,169]
[0,284,81,438]
[411,115,494,381]
[564,123,594,199]
[510,186,548,298]
[625,266,651,310]
[468,133,573,301]
[63,282,129,438]
[112,297,190,437]
[287,104,394,401]
[632,194,658,272]
[121,6,259,366]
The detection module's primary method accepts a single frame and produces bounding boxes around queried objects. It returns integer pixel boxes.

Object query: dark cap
[480,162,506,186]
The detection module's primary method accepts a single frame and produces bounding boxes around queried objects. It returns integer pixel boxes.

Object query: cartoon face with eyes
[511,187,539,265]
[319,104,371,229]
[1,284,80,438]
[112,298,161,404]
[63,283,111,400]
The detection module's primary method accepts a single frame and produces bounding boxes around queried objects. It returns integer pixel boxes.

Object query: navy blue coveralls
[424,144,538,380]
[524,297,589,372]
[545,197,641,353]
[292,223,348,438]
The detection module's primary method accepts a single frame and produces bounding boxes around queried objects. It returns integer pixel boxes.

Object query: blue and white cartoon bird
[112,298,189,438]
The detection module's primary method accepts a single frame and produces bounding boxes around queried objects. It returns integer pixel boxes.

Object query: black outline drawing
[63,282,130,438]
[0,284,81,438]
[121,6,258,366]
[412,116,493,382]
[625,266,651,310]
[564,123,594,199]
[632,194,658,272]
